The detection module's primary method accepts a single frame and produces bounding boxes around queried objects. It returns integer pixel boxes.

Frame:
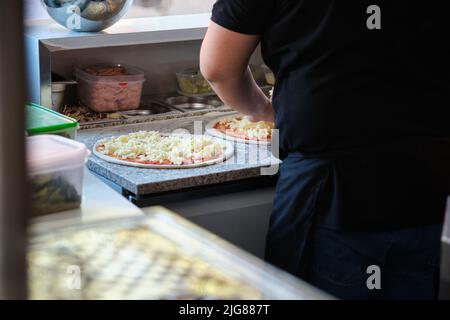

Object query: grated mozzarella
[219,117,274,140]
[98,131,225,165]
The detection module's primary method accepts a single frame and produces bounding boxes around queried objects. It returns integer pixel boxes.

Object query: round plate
[93,134,234,169]
[205,115,272,145]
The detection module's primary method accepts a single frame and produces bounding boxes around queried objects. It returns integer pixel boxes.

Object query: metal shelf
[25,13,210,51]
[24,13,210,108]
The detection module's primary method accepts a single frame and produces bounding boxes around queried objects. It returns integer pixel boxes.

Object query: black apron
[265,138,450,277]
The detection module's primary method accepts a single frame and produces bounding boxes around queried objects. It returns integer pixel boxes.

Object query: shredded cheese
[97,131,225,165]
[219,117,274,140]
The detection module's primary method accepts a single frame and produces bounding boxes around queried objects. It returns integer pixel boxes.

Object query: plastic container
[27,103,79,139]
[75,64,145,112]
[27,135,90,217]
[176,68,214,95]
[51,80,77,111]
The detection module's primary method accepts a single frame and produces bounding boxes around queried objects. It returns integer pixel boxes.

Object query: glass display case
[28,207,331,300]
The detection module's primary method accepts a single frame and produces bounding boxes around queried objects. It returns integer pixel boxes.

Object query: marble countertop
[77,112,279,196]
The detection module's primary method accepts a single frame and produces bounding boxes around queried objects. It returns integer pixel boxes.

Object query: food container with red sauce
[75,64,145,112]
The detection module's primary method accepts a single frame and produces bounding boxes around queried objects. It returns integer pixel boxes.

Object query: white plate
[205,115,272,145]
[93,134,234,169]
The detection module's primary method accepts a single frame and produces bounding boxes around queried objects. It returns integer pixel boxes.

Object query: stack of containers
[27,135,90,217]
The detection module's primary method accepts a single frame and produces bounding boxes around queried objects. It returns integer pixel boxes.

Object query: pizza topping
[96,131,226,165]
[216,117,274,141]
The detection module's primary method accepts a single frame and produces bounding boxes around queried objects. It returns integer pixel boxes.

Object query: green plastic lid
[26,103,78,134]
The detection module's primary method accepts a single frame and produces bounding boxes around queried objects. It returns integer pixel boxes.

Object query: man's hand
[200,21,274,123]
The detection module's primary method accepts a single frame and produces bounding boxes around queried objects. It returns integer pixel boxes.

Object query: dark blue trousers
[265,154,443,300]
[306,225,441,299]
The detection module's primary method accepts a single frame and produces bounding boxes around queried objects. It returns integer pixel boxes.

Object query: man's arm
[200,21,274,122]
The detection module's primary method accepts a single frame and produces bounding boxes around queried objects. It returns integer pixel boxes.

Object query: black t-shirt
[212,0,450,155]
[211,0,450,230]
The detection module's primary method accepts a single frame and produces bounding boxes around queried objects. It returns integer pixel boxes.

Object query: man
[200,0,450,299]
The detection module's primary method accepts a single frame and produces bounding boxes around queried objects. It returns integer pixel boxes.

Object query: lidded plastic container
[175,68,214,95]
[26,103,79,139]
[75,64,145,112]
[27,135,90,217]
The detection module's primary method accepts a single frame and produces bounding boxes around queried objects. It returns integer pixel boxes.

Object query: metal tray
[119,97,181,118]
[166,96,224,111]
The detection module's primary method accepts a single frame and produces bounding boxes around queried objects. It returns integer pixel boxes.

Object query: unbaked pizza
[93,131,233,168]
[206,115,275,144]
